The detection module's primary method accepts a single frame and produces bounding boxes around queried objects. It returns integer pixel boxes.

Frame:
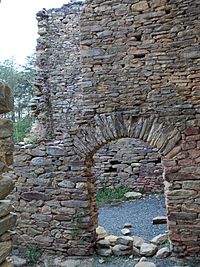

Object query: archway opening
[90,137,168,258]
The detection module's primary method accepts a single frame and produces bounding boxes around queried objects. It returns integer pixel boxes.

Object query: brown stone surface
[0,259,13,267]
[0,201,13,218]
[0,214,17,236]
[0,119,13,138]
[0,81,14,114]
[0,241,12,264]
[0,176,14,200]
[0,81,14,262]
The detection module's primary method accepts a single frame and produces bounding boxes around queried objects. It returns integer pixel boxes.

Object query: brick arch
[73,113,181,159]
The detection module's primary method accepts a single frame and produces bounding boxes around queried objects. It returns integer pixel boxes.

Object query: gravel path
[94,195,181,267]
[98,195,167,241]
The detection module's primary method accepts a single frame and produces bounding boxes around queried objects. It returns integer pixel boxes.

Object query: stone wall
[93,138,163,192]
[0,81,16,267]
[11,0,200,258]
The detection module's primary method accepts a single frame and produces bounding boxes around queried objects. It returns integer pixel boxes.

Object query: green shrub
[96,187,129,205]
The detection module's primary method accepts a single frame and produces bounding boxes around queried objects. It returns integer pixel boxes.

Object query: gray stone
[96,248,112,257]
[151,233,168,245]
[112,244,132,256]
[155,247,170,258]
[140,243,158,256]
[132,235,145,248]
[47,146,64,156]
[96,239,110,248]
[30,157,51,166]
[117,236,133,246]
[58,180,75,188]
[12,255,27,267]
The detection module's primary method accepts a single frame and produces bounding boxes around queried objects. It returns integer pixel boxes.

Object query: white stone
[96,226,108,239]
[140,243,157,256]
[132,235,145,248]
[155,247,170,258]
[134,262,156,267]
[105,235,118,245]
[151,233,168,245]
[124,191,142,199]
[12,256,27,267]
[121,228,131,235]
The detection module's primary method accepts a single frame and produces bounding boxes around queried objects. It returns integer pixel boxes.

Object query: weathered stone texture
[0,81,15,267]
[93,138,163,192]
[11,0,200,258]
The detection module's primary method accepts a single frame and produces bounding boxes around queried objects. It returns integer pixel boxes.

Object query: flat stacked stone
[0,81,16,266]
[93,138,163,193]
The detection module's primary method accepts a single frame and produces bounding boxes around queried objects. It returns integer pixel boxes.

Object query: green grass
[96,187,129,205]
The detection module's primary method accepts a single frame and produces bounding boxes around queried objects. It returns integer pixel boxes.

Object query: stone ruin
[0,81,16,266]
[10,0,200,258]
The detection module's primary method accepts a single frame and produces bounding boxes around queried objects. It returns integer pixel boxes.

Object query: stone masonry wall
[0,81,16,267]
[93,138,163,192]
[30,1,84,139]
[11,0,200,258]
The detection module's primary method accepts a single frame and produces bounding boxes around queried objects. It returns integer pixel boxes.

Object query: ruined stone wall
[0,81,16,267]
[12,0,200,258]
[78,0,200,256]
[93,138,163,192]
[30,1,84,139]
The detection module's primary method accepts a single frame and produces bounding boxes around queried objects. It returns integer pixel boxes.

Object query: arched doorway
[73,113,189,255]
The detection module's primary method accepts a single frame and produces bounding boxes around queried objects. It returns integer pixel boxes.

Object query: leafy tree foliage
[0,56,36,142]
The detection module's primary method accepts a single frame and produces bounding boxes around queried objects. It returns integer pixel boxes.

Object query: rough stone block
[0,119,13,138]
[0,200,13,218]
[0,213,17,236]
[0,176,14,199]
[0,81,14,114]
[131,1,149,11]
[0,241,12,264]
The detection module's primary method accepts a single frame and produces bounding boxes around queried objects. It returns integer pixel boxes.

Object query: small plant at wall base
[24,246,41,264]
[96,187,129,205]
